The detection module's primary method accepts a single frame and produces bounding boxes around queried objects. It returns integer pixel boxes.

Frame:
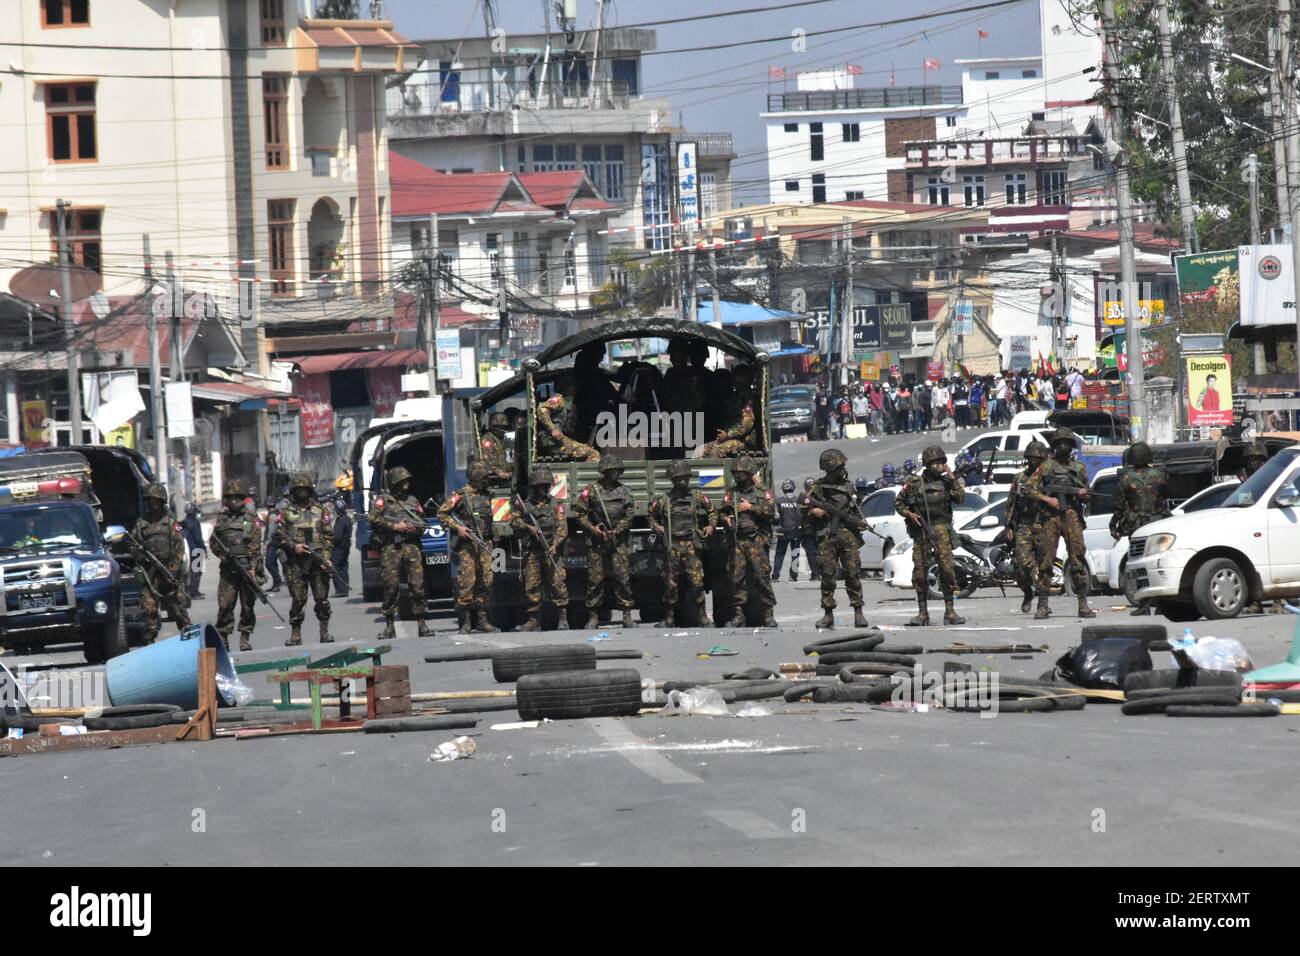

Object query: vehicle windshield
[0,505,97,552]
[1223,451,1298,507]
[770,387,814,404]
[956,492,987,513]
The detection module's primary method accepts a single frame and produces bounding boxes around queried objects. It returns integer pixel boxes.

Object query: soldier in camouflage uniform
[1004,440,1048,613]
[895,445,966,626]
[479,412,513,484]
[1109,441,1169,616]
[699,364,757,458]
[537,374,600,463]
[1025,426,1094,619]
[510,467,568,631]
[209,479,265,651]
[574,453,637,628]
[273,473,333,645]
[802,448,868,629]
[721,455,778,627]
[437,460,498,634]
[128,483,191,644]
[649,459,716,626]
[368,465,431,640]
[1238,441,1268,482]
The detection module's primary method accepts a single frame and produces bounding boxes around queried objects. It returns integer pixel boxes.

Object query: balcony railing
[388,65,638,118]
[765,85,962,113]
[905,136,1088,166]
[694,132,734,158]
[305,146,336,177]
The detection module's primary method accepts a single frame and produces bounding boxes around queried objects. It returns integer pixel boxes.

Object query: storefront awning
[285,348,428,375]
[769,345,813,357]
[191,381,298,411]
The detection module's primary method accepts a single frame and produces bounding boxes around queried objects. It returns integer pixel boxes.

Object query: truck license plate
[425,553,449,565]
[19,593,55,611]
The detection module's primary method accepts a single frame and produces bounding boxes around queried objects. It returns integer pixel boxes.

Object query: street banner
[1102,299,1166,327]
[1174,249,1238,305]
[1238,244,1294,327]
[927,361,945,380]
[21,400,48,449]
[859,358,881,380]
[676,142,700,231]
[435,329,462,380]
[299,373,335,448]
[1186,354,1233,427]
[164,382,195,439]
[880,303,912,349]
[954,299,974,336]
[850,306,882,354]
[106,423,135,448]
[1008,335,1033,371]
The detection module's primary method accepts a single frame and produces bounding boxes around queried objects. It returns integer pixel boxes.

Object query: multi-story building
[386,27,681,249]
[0,0,414,490]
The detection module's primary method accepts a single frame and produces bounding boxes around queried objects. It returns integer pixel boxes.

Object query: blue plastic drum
[104,623,238,709]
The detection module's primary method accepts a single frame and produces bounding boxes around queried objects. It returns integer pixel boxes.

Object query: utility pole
[1268,28,1290,231]
[144,236,168,492]
[1156,0,1198,253]
[165,252,192,508]
[686,245,697,324]
[424,216,440,397]
[709,242,722,329]
[1280,0,1300,388]
[1244,154,1267,376]
[55,200,83,446]
[1101,0,1145,442]
[841,217,854,387]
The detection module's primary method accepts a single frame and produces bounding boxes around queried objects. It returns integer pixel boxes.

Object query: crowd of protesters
[815,367,1093,439]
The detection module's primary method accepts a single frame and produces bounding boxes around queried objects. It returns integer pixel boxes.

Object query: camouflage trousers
[733,535,776,612]
[523,546,567,613]
[455,544,494,609]
[381,542,425,620]
[284,558,331,627]
[911,523,958,596]
[699,438,746,457]
[663,539,706,613]
[140,582,191,644]
[817,528,863,610]
[587,539,634,611]
[1011,524,1041,596]
[1037,511,1089,596]
[544,437,600,462]
[216,569,258,645]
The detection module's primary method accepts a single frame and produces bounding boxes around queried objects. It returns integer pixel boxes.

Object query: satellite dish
[89,291,110,319]
[9,263,101,311]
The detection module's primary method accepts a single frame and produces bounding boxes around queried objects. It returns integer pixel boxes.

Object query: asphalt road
[4,425,1300,867]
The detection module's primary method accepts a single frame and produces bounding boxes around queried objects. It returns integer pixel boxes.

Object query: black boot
[585,612,600,630]
[473,609,498,633]
[380,616,397,640]
[621,609,637,628]
[762,611,778,628]
[319,621,333,643]
[816,610,835,629]
[907,599,929,627]
[519,612,541,632]
[1034,596,1051,620]
[726,612,746,627]
[417,618,433,636]
[852,606,868,628]
[285,625,302,647]
[238,633,252,652]
[943,596,965,626]
[457,609,473,634]
[1077,596,1096,619]
[664,609,676,627]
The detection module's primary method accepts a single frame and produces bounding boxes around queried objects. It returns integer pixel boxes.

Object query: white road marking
[704,808,791,839]
[589,719,701,785]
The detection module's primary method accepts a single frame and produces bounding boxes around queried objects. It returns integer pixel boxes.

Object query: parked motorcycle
[923,532,1068,601]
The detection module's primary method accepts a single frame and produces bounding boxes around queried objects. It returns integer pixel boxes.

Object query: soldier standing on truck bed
[1025,426,1094,619]
[895,445,966,627]
[274,473,333,646]
[369,466,432,640]
[649,459,716,626]
[438,460,498,634]
[128,483,191,645]
[209,479,265,652]
[699,364,757,458]
[479,412,513,485]
[802,449,868,629]
[510,466,569,631]
[574,453,637,629]
[536,374,600,463]
[1109,441,1169,617]
[721,456,778,628]
[1006,440,1048,614]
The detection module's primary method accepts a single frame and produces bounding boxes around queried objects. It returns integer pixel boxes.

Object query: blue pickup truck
[0,497,128,663]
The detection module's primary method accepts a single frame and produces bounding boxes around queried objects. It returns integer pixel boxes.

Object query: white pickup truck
[1128,445,1300,621]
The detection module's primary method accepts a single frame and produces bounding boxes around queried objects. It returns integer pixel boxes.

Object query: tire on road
[946,684,1086,714]
[1166,703,1280,717]
[818,662,912,678]
[82,704,182,731]
[1192,557,1250,620]
[0,713,74,732]
[491,644,597,683]
[1156,599,1200,622]
[1124,685,1241,703]
[1080,623,1169,644]
[1120,692,1244,715]
[802,632,885,656]
[813,651,916,667]
[1123,669,1241,693]
[812,681,897,704]
[516,668,643,721]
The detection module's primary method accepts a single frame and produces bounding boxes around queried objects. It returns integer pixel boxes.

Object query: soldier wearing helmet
[1110,441,1169,616]
[437,460,498,634]
[536,375,600,463]
[649,459,717,626]
[209,478,266,651]
[1024,426,1094,618]
[128,482,191,646]
[272,473,334,645]
[721,455,777,627]
[479,412,513,484]
[699,364,758,458]
[802,448,868,629]
[368,465,432,639]
[1005,440,1049,614]
[509,466,569,631]
[573,452,637,628]
[895,445,966,625]
[772,477,804,582]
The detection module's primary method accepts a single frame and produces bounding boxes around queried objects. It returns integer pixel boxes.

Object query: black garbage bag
[1054,638,1153,690]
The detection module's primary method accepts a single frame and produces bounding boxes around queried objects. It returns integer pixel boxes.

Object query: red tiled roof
[300,20,419,50]
[1060,225,1181,251]
[389,153,515,217]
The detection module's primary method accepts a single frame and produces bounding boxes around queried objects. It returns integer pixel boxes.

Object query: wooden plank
[268,667,373,686]
[373,698,413,717]
[420,690,514,701]
[372,664,409,683]
[235,653,311,675]
[197,648,216,742]
[0,726,182,757]
[371,679,411,699]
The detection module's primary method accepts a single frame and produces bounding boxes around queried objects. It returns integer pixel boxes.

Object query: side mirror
[1276,489,1300,509]
[104,525,127,544]
[979,514,1000,529]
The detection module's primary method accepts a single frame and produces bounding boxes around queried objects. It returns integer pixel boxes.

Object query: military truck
[460,319,774,628]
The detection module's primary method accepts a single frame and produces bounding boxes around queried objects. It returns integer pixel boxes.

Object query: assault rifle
[515,494,563,577]
[1041,483,1089,518]
[126,531,185,594]
[805,494,877,541]
[209,534,286,623]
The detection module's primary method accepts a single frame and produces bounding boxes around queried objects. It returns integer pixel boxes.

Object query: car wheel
[1121,560,1141,606]
[1193,557,1249,620]
[1055,560,1073,596]
[1156,599,1200,622]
